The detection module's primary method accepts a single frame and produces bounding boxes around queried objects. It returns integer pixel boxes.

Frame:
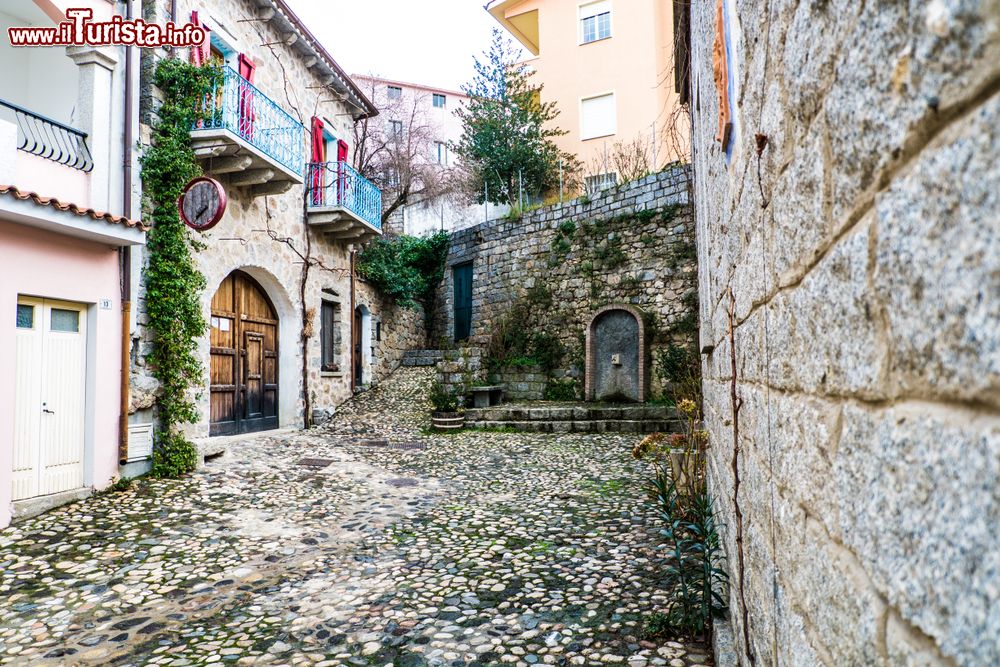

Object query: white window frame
[389,120,403,139]
[579,91,616,140]
[578,0,612,45]
[432,93,447,108]
[387,85,402,100]
[435,141,448,165]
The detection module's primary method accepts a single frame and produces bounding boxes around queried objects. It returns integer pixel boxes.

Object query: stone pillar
[66,45,119,212]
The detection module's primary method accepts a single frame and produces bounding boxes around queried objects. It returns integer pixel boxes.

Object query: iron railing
[0,98,93,172]
[193,66,304,176]
[306,161,382,231]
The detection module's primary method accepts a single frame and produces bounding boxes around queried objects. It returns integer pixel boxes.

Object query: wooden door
[210,271,279,436]
[353,306,362,388]
[13,298,87,500]
[453,262,473,341]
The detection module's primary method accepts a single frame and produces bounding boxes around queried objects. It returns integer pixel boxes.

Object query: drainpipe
[349,245,356,391]
[118,0,134,465]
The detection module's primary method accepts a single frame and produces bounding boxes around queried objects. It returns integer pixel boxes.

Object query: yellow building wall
[493,0,688,184]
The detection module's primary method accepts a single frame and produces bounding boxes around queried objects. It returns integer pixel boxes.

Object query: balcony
[305,161,382,241]
[190,66,304,196]
[0,99,92,205]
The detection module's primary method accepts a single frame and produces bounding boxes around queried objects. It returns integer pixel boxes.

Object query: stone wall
[690,2,1000,665]
[432,168,696,400]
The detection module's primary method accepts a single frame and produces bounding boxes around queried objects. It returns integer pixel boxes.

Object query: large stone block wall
[690,2,999,665]
[432,168,697,398]
[133,0,422,438]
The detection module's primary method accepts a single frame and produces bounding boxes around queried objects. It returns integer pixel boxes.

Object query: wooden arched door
[210,270,279,435]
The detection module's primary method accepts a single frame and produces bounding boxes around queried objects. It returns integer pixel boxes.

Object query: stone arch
[585,304,649,402]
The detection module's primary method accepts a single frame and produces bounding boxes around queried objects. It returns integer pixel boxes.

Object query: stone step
[464,419,682,434]
[464,405,680,422]
[401,349,446,367]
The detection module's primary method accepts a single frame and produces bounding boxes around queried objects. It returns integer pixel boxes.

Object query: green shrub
[356,231,449,308]
[152,431,200,479]
[544,378,578,400]
[429,381,460,413]
[651,478,729,638]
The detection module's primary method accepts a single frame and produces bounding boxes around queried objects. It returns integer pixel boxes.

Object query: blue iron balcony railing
[0,98,93,172]
[193,66,304,176]
[306,161,382,231]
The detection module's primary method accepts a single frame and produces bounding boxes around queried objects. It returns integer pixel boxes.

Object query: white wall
[0,7,80,126]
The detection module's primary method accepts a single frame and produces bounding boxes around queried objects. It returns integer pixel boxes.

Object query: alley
[0,368,710,667]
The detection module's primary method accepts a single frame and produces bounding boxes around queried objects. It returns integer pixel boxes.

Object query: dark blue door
[453,262,473,341]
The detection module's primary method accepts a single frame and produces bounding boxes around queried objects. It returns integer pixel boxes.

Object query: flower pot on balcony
[431,411,465,432]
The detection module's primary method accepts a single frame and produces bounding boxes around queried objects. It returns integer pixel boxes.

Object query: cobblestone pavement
[0,367,712,667]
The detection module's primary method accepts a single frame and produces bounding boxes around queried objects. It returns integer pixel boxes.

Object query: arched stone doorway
[585,304,649,402]
[209,270,279,435]
[353,304,372,388]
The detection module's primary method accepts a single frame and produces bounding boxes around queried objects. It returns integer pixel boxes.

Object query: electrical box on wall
[127,423,154,461]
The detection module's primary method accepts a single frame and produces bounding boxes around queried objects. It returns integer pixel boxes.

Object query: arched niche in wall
[585,304,649,403]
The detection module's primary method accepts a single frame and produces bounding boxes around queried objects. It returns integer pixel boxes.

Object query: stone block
[766,219,888,398]
[873,90,1000,408]
[836,403,1000,665]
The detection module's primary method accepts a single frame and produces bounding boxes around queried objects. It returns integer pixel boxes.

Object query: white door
[13,298,87,500]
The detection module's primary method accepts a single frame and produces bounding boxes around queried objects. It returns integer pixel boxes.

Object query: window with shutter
[580,93,616,140]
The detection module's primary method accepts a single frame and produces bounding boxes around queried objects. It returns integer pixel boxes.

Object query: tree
[454,29,579,207]
[352,77,453,226]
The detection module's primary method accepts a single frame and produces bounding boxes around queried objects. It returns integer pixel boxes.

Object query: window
[51,308,80,333]
[320,300,341,372]
[432,93,446,108]
[16,304,33,329]
[387,85,402,100]
[385,167,400,188]
[585,172,617,194]
[389,120,403,138]
[435,141,448,165]
[580,1,611,44]
[580,93,616,139]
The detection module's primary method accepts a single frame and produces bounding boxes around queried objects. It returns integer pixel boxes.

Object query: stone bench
[470,385,504,408]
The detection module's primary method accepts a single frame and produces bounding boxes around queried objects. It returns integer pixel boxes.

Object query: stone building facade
[690,1,999,665]
[432,168,696,399]
[133,0,418,450]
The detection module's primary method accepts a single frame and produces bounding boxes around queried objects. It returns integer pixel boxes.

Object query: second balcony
[190,66,304,196]
[306,161,382,241]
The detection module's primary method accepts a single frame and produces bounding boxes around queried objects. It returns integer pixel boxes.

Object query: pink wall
[0,219,122,529]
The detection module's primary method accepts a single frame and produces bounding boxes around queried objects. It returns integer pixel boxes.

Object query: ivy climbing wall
[431,167,696,399]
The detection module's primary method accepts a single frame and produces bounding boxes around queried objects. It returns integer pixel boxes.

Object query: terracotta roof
[0,185,148,231]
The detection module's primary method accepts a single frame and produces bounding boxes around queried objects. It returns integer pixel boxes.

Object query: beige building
[488,0,686,193]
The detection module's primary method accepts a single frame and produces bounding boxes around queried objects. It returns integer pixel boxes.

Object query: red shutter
[237,53,256,82]
[336,140,349,206]
[189,12,202,65]
[237,53,256,139]
[310,117,326,205]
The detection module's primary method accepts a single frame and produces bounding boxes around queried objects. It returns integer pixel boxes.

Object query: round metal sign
[179,176,227,231]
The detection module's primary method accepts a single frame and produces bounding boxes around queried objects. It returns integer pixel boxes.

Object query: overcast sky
[283,0,510,92]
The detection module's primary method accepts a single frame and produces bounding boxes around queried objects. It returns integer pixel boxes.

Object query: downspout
[350,245,357,391]
[118,0,134,465]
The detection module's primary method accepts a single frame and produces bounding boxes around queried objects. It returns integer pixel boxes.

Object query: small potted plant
[430,380,464,431]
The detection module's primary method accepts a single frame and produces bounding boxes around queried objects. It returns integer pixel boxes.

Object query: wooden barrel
[431,412,465,431]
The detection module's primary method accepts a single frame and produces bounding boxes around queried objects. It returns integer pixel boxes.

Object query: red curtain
[237,53,256,139]
[311,117,326,205]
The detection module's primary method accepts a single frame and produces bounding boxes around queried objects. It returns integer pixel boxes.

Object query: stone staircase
[464,403,683,434]
[401,349,446,367]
